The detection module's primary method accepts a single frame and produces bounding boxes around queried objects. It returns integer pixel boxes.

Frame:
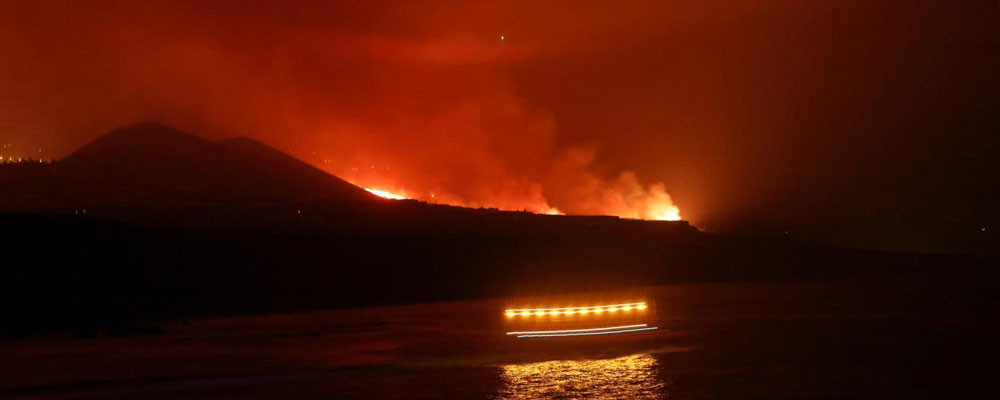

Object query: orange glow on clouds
[0,1,698,223]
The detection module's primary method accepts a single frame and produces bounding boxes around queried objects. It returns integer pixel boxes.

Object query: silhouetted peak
[61,122,212,166]
[92,122,207,146]
[218,136,277,153]
[42,122,375,206]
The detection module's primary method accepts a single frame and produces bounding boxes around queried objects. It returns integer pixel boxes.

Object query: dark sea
[0,277,990,399]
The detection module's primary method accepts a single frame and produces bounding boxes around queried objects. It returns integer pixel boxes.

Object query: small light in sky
[500,35,505,41]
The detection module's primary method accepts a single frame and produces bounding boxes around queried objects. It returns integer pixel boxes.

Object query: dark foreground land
[1,123,994,335]
[2,211,992,336]
[0,123,995,398]
[1,208,994,399]
[0,277,992,399]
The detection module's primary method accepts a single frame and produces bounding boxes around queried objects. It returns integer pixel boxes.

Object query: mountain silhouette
[4,124,988,340]
[1,122,374,209]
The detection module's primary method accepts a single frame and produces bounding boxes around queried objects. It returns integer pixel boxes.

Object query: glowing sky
[0,1,997,251]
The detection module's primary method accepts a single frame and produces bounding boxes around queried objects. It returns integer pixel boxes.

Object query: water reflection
[498,354,665,399]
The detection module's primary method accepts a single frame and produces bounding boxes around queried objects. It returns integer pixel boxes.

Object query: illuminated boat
[503,300,661,340]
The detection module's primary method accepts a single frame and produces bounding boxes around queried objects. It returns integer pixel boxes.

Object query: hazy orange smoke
[3,1,997,251]
[0,1,684,222]
[360,175,679,221]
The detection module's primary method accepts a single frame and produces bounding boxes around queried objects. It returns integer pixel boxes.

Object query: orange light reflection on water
[498,354,665,399]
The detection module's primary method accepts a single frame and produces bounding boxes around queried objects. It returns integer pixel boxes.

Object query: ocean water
[0,277,989,399]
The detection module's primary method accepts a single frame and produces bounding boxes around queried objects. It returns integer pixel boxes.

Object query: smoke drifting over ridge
[2,1,997,251]
[0,1,680,219]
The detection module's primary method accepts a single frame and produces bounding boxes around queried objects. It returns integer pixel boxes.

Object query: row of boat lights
[504,301,648,317]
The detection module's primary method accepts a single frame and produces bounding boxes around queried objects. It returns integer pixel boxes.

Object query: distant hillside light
[365,187,407,200]
[651,205,681,221]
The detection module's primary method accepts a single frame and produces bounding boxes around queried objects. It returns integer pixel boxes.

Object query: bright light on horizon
[365,187,408,200]
[356,181,680,221]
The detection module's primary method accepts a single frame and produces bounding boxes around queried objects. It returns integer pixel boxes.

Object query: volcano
[0,122,375,210]
[2,123,988,344]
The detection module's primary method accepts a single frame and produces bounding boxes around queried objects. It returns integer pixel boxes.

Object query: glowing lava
[365,188,408,200]
[649,204,681,221]
[350,176,679,220]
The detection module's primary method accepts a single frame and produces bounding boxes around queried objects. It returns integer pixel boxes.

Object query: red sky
[1,1,997,251]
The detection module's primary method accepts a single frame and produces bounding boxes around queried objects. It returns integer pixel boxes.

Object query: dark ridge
[59,122,214,169]
[216,136,372,202]
[0,122,375,210]
[6,122,990,339]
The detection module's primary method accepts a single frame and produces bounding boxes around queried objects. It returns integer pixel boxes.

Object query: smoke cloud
[0,0,681,219]
[2,1,997,251]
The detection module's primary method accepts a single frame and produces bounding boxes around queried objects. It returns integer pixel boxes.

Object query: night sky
[1,1,997,252]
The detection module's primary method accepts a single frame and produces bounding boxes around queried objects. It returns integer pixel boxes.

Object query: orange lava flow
[364,187,408,200]
[350,177,677,220]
